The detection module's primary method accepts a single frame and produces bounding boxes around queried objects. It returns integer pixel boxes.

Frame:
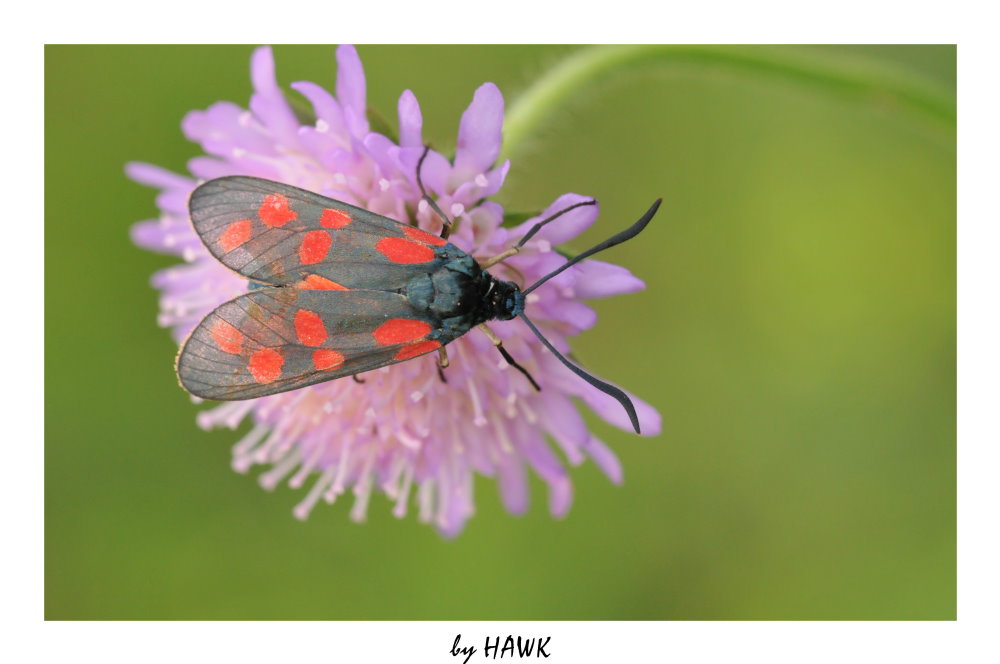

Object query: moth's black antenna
[416,145,453,239]
[515,198,662,433]
[519,313,640,434]
[524,198,662,296]
[517,199,598,248]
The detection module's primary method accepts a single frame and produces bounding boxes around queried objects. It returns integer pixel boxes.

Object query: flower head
[130,46,660,536]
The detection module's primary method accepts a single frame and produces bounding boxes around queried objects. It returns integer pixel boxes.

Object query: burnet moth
[176,147,661,433]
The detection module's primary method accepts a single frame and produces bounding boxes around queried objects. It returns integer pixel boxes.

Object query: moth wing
[189,176,451,289]
[177,287,452,400]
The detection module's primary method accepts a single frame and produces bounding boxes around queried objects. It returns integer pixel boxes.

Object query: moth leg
[416,145,454,240]
[436,347,450,384]
[480,246,520,269]
[477,324,541,391]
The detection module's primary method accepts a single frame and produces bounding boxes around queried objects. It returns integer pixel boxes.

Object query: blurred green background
[45,45,955,620]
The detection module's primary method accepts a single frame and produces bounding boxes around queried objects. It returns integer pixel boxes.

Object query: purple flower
[130,46,660,536]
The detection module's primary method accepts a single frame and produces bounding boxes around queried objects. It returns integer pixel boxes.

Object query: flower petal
[336,45,368,138]
[155,190,190,216]
[518,428,567,487]
[548,476,573,518]
[452,159,510,206]
[497,454,529,515]
[362,132,400,180]
[582,436,623,484]
[539,391,588,465]
[187,156,239,180]
[182,102,277,157]
[397,89,423,148]
[290,81,348,144]
[453,82,504,182]
[130,219,171,253]
[125,162,193,190]
[466,201,505,252]
[249,46,302,149]
[572,260,646,298]
[542,299,597,331]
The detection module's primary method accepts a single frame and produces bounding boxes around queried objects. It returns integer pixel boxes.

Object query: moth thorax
[407,255,486,320]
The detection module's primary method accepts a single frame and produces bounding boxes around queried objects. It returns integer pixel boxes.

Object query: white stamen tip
[450,203,465,217]
[475,173,488,187]
[232,147,246,158]
[379,178,391,192]
[315,119,330,133]
[526,293,541,304]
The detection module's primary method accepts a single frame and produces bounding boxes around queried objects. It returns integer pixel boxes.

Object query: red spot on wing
[313,349,345,371]
[394,340,441,361]
[209,319,243,354]
[296,274,348,290]
[320,208,352,229]
[248,348,284,383]
[294,310,328,347]
[375,237,435,264]
[258,193,298,227]
[298,230,333,264]
[218,219,252,252]
[403,225,447,247]
[373,318,432,346]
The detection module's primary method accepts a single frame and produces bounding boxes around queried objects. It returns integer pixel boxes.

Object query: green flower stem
[502,45,955,160]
